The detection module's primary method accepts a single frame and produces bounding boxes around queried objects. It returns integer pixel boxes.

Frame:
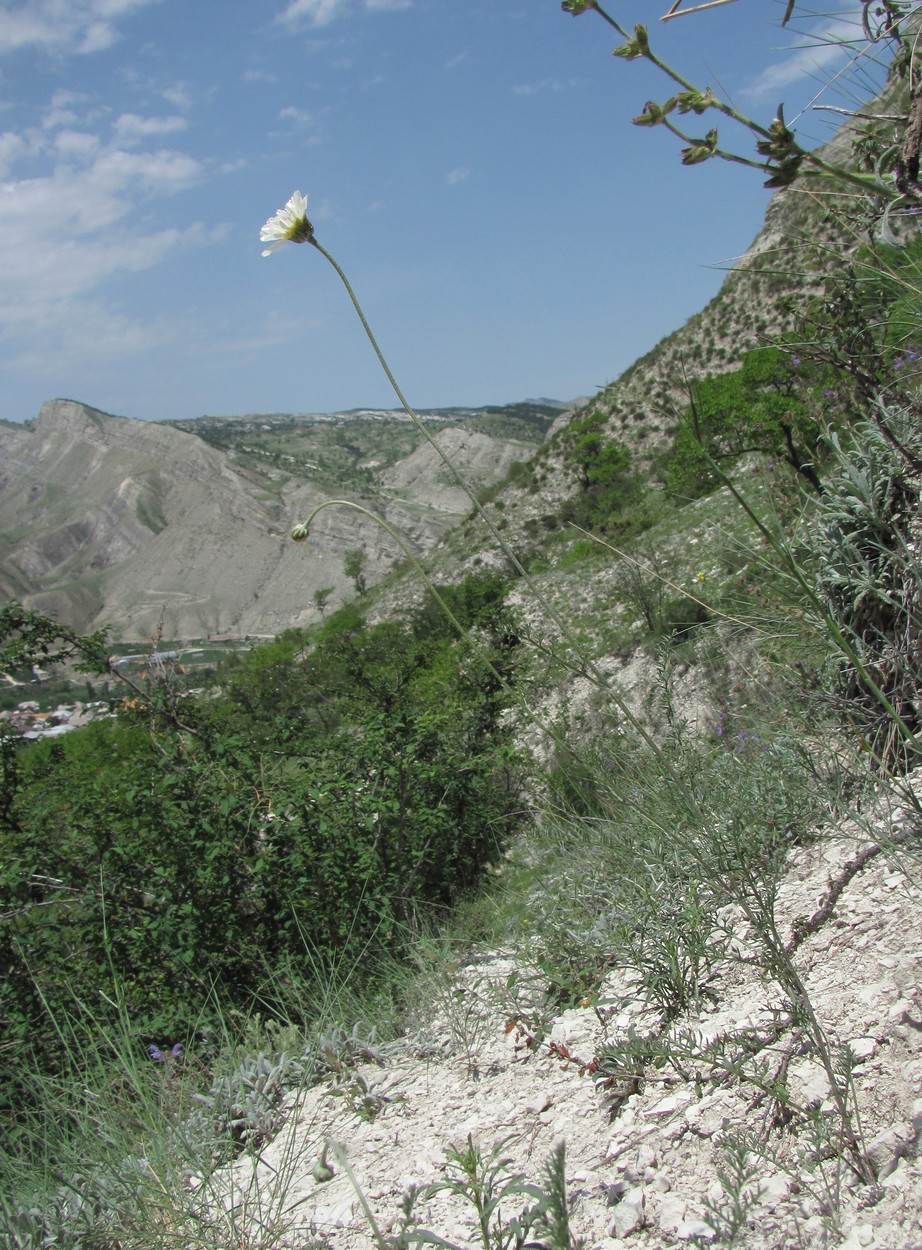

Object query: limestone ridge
[0,399,550,640]
[446,85,905,570]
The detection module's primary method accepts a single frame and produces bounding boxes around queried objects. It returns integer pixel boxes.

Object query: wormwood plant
[530,643,878,1183]
[694,1135,765,1249]
[336,1137,583,1250]
[806,418,922,772]
[0,976,400,1249]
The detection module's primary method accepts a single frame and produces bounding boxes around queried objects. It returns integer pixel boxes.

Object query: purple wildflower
[148,1042,183,1062]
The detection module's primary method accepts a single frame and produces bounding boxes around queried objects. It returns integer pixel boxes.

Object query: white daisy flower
[260,190,314,256]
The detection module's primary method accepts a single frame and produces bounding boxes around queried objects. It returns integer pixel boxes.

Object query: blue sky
[0,0,894,423]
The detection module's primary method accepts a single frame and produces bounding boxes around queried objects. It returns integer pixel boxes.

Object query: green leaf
[675,86,717,115]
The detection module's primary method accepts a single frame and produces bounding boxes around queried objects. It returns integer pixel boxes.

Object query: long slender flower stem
[308,239,626,699]
[296,226,740,789]
[300,234,685,767]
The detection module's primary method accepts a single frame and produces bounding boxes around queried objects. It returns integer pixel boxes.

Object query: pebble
[656,1192,687,1232]
[848,1036,878,1061]
[644,1092,693,1118]
[607,1185,646,1239]
[839,1225,875,1249]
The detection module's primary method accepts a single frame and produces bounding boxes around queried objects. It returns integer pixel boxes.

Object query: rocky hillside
[0,399,558,641]
[210,800,922,1250]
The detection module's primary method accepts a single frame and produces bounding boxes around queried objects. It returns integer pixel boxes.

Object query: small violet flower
[148,1042,183,1062]
[260,190,315,256]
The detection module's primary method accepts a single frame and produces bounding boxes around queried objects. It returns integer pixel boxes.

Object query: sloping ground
[0,400,542,640]
[379,426,536,514]
[211,799,922,1250]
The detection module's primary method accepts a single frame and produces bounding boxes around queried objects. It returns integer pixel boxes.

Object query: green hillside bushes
[666,347,842,499]
[0,578,525,1104]
[558,409,654,538]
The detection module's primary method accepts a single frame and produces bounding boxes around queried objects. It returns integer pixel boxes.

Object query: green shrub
[0,594,526,1101]
[666,347,836,500]
[556,410,655,538]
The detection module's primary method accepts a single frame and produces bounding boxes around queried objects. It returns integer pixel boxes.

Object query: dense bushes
[558,409,653,537]
[0,577,525,1103]
[666,347,840,499]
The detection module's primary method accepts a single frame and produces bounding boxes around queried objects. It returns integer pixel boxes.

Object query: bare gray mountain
[0,399,555,640]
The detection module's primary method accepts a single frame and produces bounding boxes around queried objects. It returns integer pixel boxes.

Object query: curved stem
[293,498,470,642]
[299,239,722,780]
[308,239,632,706]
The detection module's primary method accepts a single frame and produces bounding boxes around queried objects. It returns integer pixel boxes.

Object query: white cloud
[0,117,206,344]
[275,0,410,27]
[741,16,862,103]
[276,0,347,27]
[278,105,313,126]
[78,20,117,53]
[54,129,102,157]
[5,296,193,378]
[113,113,188,141]
[512,79,565,97]
[0,132,28,175]
[0,0,163,57]
[161,84,192,110]
[43,90,91,129]
[445,167,470,186]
